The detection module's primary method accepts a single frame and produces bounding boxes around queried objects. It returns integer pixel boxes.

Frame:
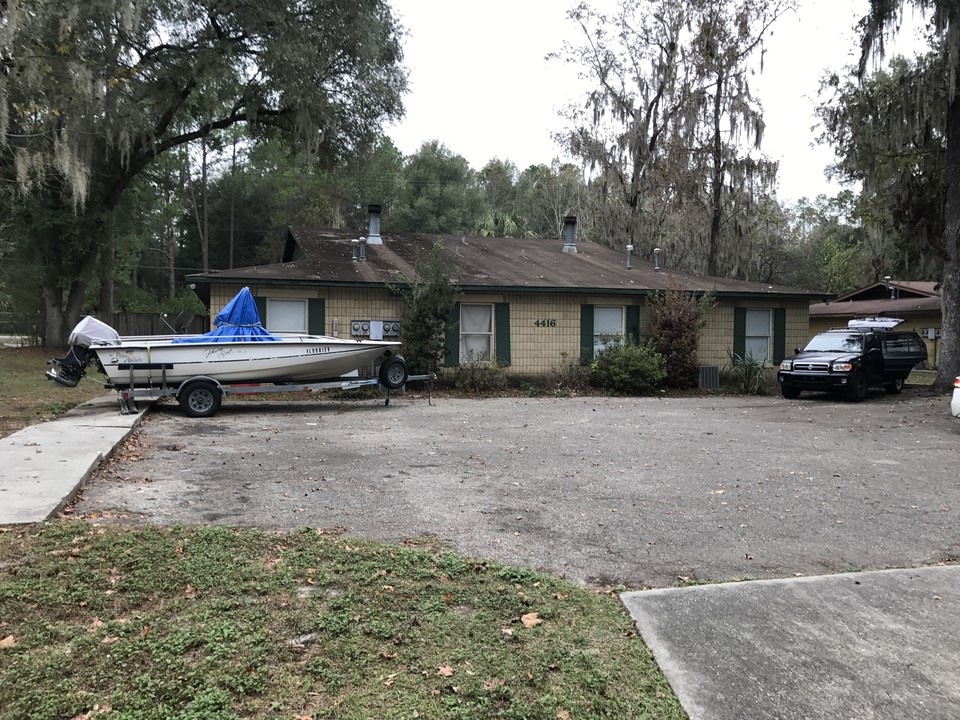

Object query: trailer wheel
[179,380,222,418]
[378,356,408,390]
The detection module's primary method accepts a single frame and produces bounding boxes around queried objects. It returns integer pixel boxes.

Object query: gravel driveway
[78,388,960,588]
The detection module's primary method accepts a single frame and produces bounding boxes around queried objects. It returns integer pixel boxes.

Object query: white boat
[52,328,403,388]
[47,289,408,397]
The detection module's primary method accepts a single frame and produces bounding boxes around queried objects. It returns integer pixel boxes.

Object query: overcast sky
[386,0,927,205]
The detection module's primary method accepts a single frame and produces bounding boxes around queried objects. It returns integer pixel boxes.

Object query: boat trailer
[109,363,434,418]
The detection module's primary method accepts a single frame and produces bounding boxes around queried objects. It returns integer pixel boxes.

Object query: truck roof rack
[847,317,904,330]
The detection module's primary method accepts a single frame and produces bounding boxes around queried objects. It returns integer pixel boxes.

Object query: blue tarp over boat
[172,287,279,343]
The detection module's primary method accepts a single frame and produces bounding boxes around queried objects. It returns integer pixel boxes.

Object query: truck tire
[885,378,904,394]
[845,372,867,402]
[178,380,222,418]
[780,384,801,400]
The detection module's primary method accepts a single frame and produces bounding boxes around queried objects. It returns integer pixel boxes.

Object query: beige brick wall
[212,283,813,375]
[698,300,811,368]
[502,292,584,374]
[210,284,403,337]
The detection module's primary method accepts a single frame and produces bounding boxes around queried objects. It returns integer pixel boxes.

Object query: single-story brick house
[187,208,826,381]
[809,280,942,368]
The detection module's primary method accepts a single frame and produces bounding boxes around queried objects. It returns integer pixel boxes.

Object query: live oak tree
[0,0,406,345]
[682,0,788,277]
[817,53,946,282]
[851,1,959,391]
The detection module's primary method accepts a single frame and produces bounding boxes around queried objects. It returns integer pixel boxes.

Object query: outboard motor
[46,316,121,388]
[47,345,95,387]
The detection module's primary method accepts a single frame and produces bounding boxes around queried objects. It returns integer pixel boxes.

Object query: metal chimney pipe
[351,238,359,261]
[625,244,633,269]
[358,236,367,260]
[562,216,578,253]
[654,247,661,272]
[366,204,382,245]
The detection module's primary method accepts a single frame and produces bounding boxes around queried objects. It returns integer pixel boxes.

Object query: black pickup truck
[777,321,928,402]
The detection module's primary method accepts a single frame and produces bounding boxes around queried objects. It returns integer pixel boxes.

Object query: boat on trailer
[47,288,410,417]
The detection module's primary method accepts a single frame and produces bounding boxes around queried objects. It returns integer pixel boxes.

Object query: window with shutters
[459,304,493,362]
[594,306,624,357]
[744,308,772,362]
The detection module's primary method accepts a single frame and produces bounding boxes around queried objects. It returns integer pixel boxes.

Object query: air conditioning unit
[699,365,720,390]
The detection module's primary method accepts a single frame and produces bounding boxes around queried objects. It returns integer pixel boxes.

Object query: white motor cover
[68,316,121,347]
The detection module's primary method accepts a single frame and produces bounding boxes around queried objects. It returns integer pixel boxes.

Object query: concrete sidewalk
[622,566,960,720]
[0,395,148,524]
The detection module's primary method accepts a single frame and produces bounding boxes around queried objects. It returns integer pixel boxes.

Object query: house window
[594,306,624,357]
[460,304,493,362]
[744,308,772,362]
[266,299,307,333]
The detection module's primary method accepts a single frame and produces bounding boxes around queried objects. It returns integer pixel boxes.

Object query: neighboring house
[809,280,942,368]
[187,207,826,382]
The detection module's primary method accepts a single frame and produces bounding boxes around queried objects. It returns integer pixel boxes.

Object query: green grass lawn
[0,522,686,720]
[0,346,109,439]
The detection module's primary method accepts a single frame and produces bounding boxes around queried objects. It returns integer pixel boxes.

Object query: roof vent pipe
[625,244,633,269]
[366,204,382,245]
[351,238,359,262]
[654,247,661,272]
[358,236,367,261]
[884,275,895,299]
[562,216,577,253]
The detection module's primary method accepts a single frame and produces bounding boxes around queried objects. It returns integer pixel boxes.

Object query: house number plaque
[534,319,557,327]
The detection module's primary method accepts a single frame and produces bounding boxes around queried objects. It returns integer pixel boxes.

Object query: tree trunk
[936,89,960,391]
[707,69,726,278]
[166,223,176,299]
[42,287,66,349]
[201,138,209,272]
[97,215,115,314]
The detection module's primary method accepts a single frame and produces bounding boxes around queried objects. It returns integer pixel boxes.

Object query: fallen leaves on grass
[0,635,15,648]
[520,612,542,628]
[436,665,454,677]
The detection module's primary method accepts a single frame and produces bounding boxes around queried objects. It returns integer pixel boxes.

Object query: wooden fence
[0,312,209,340]
[104,313,210,336]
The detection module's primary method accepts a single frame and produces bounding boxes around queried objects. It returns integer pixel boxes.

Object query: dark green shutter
[254,296,267,328]
[733,307,746,364]
[308,299,325,335]
[626,305,640,345]
[494,303,511,366]
[444,302,461,367]
[580,304,594,364]
[773,308,786,363]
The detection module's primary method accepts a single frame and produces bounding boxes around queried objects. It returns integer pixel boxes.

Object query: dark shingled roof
[189,228,825,298]
[811,296,942,317]
[812,281,941,317]
[832,281,940,303]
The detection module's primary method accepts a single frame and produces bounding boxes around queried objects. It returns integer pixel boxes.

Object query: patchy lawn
[0,522,686,720]
[0,346,109,439]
